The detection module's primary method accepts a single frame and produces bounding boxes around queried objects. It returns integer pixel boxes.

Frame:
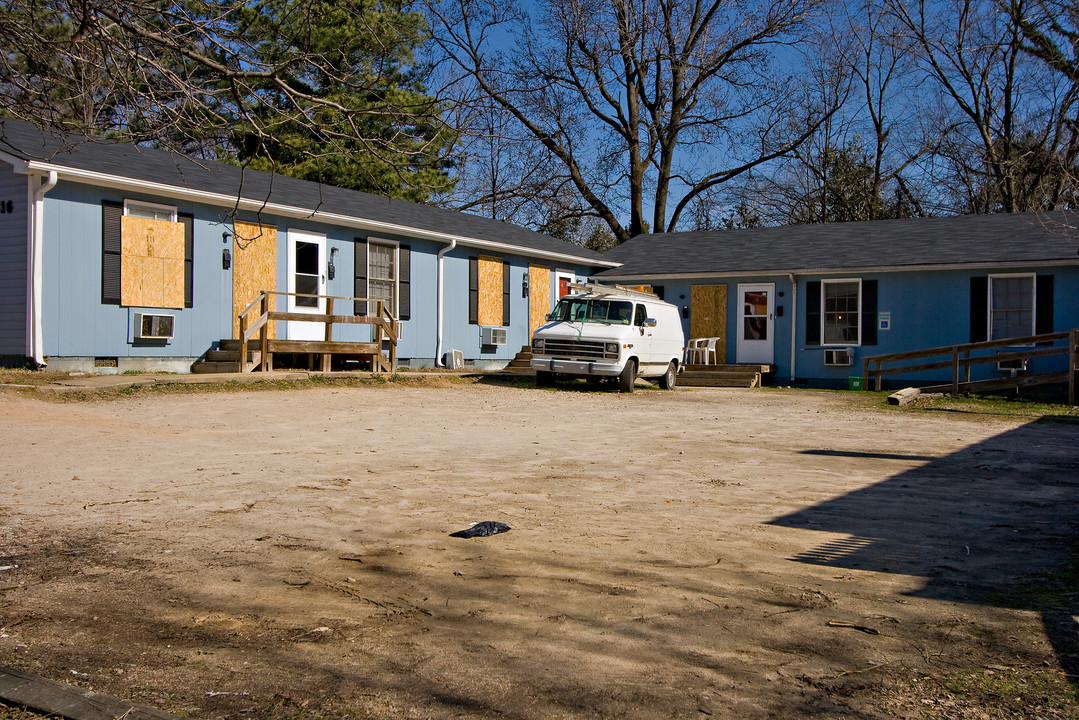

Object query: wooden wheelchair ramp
[193,291,398,374]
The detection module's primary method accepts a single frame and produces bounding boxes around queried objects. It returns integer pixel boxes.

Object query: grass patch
[911,393,1079,419]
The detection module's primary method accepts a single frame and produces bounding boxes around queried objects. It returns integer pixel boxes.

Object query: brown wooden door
[690,284,727,363]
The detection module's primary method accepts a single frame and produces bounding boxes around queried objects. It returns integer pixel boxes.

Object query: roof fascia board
[600,259,1079,280]
[25,160,619,268]
[0,150,31,173]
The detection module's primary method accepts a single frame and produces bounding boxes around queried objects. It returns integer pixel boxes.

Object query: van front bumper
[530,357,623,377]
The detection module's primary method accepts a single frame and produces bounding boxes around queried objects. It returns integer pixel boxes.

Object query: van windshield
[551,298,634,325]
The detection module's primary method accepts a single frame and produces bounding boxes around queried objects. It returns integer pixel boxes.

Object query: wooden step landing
[679,363,774,388]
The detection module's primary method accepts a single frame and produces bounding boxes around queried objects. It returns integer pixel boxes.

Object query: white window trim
[123,199,177,221]
[988,272,1037,342]
[367,236,399,316]
[821,277,862,347]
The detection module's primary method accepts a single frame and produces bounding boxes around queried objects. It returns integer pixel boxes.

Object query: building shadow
[769,417,1079,681]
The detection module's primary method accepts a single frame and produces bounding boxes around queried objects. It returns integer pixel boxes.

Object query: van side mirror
[642,318,657,328]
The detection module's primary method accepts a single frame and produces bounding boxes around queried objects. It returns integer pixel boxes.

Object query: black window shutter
[970,276,988,342]
[502,260,511,326]
[101,200,123,305]
[179,212,194,308]
[398,245,411,321]
[861,280,877,346]
[353,238,367,315]
[468,256,478,325]
[1035,274,1053,337]
[805,281,821,346]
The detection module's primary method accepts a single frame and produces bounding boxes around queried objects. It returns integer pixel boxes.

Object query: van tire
[618,360,637,393]
[658,361,677,390]
[535,370,553,387]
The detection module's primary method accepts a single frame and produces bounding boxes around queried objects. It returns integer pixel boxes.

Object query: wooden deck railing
[237,291,399,373]
[862,329,1079,404]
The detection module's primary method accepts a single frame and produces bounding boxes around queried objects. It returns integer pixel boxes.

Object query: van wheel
[618,360,637,393]
[658,361,677,390]
[535,370,553,387]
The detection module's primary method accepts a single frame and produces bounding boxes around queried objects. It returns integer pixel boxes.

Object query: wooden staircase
[191,340,260,374]
[678,363,773,388]
[503,345,534,374]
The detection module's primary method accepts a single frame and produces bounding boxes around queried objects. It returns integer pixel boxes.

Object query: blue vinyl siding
[657,267,1079,388]
[36,180,601,365]
[0,163,28,355]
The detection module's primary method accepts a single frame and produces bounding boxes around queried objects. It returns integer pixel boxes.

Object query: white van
[530,284,685,392]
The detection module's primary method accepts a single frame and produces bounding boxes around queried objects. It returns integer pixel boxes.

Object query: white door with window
[286,230,327,340]
[736,283,774,364]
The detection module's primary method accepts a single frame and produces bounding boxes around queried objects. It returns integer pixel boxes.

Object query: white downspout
[788,273,797,383]
[28,171,58,367]
[434,237,457,366]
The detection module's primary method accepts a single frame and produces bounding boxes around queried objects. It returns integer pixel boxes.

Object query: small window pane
[991,276,1034,340]
[296,241,319,275]
[823,281,860,345]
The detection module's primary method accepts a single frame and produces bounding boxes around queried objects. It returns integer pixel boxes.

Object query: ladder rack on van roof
[567,282,659,301]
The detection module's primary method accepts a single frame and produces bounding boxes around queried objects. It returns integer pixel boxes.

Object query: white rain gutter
[11,159,620,269]
[434,237,457,366]
[788,273,797,383]
[28,170,58,367]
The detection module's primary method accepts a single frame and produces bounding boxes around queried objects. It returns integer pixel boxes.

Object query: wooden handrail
[862,329,1078,402]
[237,290,398,372]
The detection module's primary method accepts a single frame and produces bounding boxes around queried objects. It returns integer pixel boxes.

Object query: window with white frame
[822,279,861,345]
[123,200,177,222]
[368,241,397,315]
[989,273,1035,340]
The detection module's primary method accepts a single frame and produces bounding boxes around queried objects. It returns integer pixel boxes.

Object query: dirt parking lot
[1,379,1078,719]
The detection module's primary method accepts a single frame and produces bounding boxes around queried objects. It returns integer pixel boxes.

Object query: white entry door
[736,283,774,364]
[286,230,327,340]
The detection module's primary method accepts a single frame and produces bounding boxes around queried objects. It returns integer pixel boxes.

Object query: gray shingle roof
[0,118,613,265]
[598,213,1079,278]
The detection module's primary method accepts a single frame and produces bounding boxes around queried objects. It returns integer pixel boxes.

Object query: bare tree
[890,0,1079,213]
[426,0,843,242]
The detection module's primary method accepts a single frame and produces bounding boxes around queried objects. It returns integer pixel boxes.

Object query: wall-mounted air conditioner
[134,312,175,339]
[995,355,1028,373]
[824,348,853,366]
[480,326,507,346]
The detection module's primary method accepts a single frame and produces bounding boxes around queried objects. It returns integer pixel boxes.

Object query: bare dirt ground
[1,379,1078,720]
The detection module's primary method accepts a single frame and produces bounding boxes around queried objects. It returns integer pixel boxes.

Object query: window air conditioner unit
[134,312,175,339]
[995,354,1028,372]
[480,326,507,346]
[824,348,853,367]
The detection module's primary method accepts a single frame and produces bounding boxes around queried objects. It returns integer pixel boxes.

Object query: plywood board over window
[478,255,504,326]
[232,222,278,339]
[120,216,186,308]
[691,284,727,362]
[528,264,551,336]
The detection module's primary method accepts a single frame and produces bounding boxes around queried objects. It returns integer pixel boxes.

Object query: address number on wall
[0,200,14,214]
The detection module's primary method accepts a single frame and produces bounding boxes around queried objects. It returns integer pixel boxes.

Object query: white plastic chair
[699,337,719,365]
[686,338,705,365]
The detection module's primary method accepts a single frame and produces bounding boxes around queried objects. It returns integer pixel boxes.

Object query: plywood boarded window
[477,255,504,326]
[528,264,551,336]
[232,222,278,339]
[120,213,186,309]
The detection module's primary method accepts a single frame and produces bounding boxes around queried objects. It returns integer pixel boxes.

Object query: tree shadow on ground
[769,416,1079,682]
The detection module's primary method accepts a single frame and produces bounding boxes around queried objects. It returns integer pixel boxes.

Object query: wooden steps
[502,345,534,374]
[678,364,773,388]
[191,340,260,374]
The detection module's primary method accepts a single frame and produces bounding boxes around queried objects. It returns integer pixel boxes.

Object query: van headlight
[604,342,619,358]
[531,338,545,353]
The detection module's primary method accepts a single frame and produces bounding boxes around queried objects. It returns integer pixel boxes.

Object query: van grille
[539,338,607,360]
